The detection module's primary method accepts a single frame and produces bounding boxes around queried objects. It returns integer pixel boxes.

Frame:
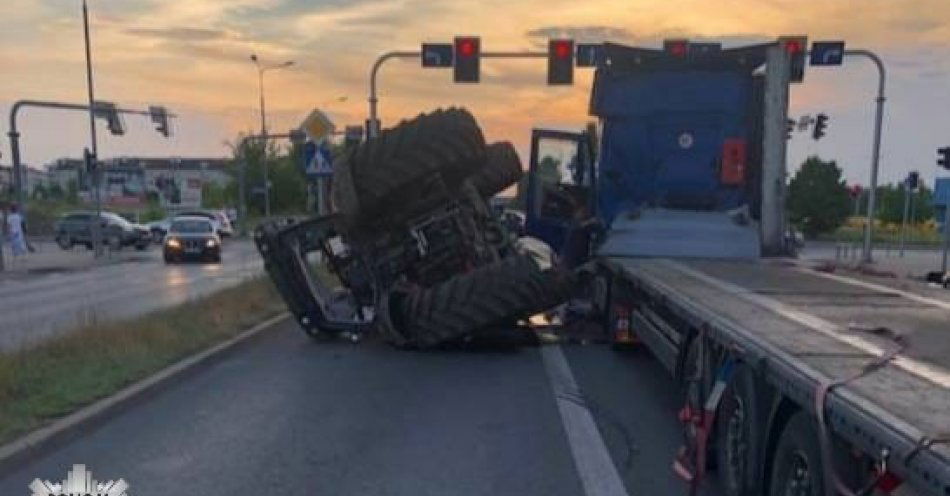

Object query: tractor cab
[524,128,596,253]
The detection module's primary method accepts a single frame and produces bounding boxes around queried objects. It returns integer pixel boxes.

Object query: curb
[0,312,290,469]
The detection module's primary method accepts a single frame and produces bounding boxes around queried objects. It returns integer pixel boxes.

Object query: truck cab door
[525,129,595,253]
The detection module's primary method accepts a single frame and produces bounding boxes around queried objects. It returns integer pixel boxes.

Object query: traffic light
[786,119,795,140]
[779,36,807,83]
[453,36,480,83]
[83,148,97,173]
[93,101,125,136]
[149,105,171,138]
[812,113,828,140]
[548,39,574,85]
[907,171,920,190]
[939,147,950,170]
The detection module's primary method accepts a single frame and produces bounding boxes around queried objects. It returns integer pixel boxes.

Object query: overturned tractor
[255,108,571,348]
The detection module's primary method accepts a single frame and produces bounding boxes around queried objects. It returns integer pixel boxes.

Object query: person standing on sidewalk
[5,203,28,263]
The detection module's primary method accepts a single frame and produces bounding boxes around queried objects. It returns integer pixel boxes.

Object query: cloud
[888,17,942,34]
[125,27,230,42]
[919,69,949,79]
[526,25,636,43]
[524,24,770,50]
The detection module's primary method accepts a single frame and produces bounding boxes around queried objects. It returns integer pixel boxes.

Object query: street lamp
[250,54,294,218]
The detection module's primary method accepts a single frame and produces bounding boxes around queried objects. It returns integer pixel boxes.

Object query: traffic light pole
[367,50,547,138]
[899,182,911,257]
[237,132,296,236]
[845,49,887,264]
[7,100,174,211]
[82,0,104,257]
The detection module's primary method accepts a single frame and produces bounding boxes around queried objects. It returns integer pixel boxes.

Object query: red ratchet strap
[813,326,908,496]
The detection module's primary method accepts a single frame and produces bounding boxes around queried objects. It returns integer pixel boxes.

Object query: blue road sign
[576,43,604,67]
[810,41,845,66]
[302,141,334,178]
[421,43,453,67]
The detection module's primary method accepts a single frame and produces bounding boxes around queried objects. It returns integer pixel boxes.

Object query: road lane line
[794,265,950,312]
[541,345,629,496]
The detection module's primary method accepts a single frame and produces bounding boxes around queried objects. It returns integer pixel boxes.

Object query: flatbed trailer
[600,255,950,495]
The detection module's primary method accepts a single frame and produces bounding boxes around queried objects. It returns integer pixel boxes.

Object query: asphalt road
[0,239,263,352]
[0,321,721,496]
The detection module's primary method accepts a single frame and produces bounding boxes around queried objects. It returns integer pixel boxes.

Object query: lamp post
[250,54,293,218]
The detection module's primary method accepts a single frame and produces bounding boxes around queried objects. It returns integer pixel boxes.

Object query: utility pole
[250,55,293,218]
[82,0,103,258]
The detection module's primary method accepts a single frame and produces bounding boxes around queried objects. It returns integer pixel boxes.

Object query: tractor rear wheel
[378,255,573,348]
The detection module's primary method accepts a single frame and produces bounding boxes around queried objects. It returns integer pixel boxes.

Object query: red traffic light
[457,38,476,57]
[784,38,804,54]
[553,40,572,58]
[664,39,689,57]
[454,36,480,83]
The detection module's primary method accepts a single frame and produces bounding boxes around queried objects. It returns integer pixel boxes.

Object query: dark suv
[54,211,151,251]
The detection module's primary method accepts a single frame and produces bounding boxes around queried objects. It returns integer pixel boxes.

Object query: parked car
[163,216,222,263]
[176,210,234,237]
[54,211,151,251]
[147,217,172,244]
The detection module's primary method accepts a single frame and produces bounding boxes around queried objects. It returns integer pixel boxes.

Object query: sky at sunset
[1,0,949,188]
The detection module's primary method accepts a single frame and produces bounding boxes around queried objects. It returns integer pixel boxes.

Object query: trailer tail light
[613,304,636,343]
[721,138,747,186]
[875,471,902,493]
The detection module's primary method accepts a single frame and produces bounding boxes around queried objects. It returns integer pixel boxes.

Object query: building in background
[0,164,49,199]
[46,157,232,209]
[936,178,950,233]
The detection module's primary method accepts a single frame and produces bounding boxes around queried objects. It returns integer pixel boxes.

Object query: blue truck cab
[526,41,774,260]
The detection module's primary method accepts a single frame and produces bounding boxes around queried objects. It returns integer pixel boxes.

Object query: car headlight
[205,238,218,248]
[165,238,181,249]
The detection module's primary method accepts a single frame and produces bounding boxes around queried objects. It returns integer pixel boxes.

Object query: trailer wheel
[469,141,524,198]
[716,365,763,496]
[380,255,573,348]
[768,411,825,496]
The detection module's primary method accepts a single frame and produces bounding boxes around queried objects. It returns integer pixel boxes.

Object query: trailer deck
[604,256,950,495]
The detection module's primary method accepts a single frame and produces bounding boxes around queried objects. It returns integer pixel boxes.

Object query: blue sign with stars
[809,41,845,66]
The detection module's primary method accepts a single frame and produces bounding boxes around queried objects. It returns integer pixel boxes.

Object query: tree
[227,133,309,216]
[874,182,934,225]
[48,182,64,200]
[787,156,851,236]
[32,183,48,200]
[202,181,231,209]
[66,179,79,204]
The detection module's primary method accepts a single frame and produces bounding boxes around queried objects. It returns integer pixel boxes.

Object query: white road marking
[795,266,950,312]
[664,260,950,388]
[540,345,629,496]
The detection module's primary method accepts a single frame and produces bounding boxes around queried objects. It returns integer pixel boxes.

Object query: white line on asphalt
[665,260,950,388]
[795,266,950,312]
[540,345,629,496]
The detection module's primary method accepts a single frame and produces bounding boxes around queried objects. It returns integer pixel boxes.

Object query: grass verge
[0,277,284,445]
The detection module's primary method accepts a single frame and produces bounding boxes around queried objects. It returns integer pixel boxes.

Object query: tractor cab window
[535,137,590,219]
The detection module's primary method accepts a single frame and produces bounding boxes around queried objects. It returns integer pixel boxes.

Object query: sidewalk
[799,241,949,292]
[0,240,152,281]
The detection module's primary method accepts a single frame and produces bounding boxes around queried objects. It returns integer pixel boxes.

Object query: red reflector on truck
[721,138,747,186]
